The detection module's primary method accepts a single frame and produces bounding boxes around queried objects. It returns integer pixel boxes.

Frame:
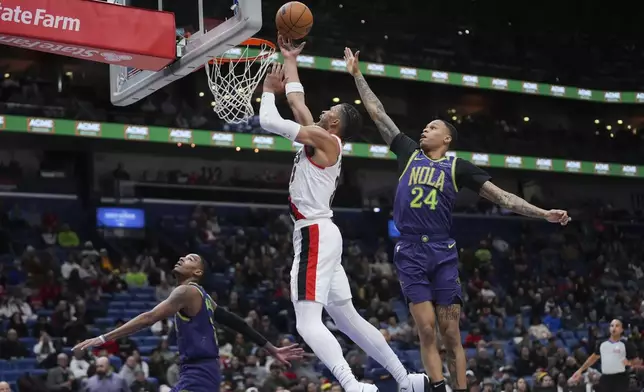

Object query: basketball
[275,2,313,40]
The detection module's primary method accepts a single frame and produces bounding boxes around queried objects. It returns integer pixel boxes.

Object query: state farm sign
[0,0,176,70]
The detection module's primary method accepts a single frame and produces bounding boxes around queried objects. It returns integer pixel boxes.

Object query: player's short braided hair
[338,103,363,140]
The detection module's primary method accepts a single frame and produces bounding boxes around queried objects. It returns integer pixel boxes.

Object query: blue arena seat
[109,355,123,371]
[19,337,37,347]
[123,309,141,318]
[128,301,149,310]
[138,345,156,355]
[12,358,38,370]
[113,292,130,301]
[107,308,124,318]
[1,370,23,382]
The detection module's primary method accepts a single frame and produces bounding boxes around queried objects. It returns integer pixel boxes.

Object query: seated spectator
[262,363,290,392]
[70,350,91,380]
[78,258,99,281]
[32,315,53,338]
[166,357,179,388]
[156,339,174,363]
[81,241,99,259]
[151,318,173,337]
[130,370,154,392]
[41,227,57,246]
[465,326,483,348]
[84,356,129,392]
[1,297,35,322]
[515,346,536,377]
[0,381,10,392]
[528,316,552,339]
[515,377,530,392]
[57,224,80,248]
[475,348,494,378]
[543,309,562,333]
[0,329,28,359]
[155,279,173,302]
[119,356,142,386]
[46,353,74,392]
[147,350,169,386]
[132,350,149,378]
[99,249,114,273]
[257,315,280,344]
[7,312,29,337]
[60,258,81,280]
[124,267,148,288]
[33,331,56,364]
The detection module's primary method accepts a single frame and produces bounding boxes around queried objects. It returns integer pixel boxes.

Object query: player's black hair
[196,254,215,292]
[440,119,458,145]
[338,103,363,140]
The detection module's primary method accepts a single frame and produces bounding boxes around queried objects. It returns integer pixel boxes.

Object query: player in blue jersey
[73,253,304,392]
[344,48,571,392]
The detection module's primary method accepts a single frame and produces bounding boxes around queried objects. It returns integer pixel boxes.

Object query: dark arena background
[0,0,644,391]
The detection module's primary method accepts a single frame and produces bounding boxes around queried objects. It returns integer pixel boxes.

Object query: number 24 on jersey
[409,186,439,209]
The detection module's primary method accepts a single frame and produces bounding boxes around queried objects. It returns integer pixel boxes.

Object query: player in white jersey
[258,37,429,392]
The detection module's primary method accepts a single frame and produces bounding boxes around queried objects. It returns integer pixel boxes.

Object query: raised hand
[268,343,306,367]
[73,336,104,352]
[263,63,285,94]
[545,209,571,226]
[278,35,306,59]
[343,47,361,76]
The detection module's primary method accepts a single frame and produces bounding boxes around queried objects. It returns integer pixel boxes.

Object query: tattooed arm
[479,181,571,224]
[479,181,547,218]
[344,48,400,145]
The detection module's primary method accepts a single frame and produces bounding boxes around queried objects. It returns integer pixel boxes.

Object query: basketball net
[205,38,276,124]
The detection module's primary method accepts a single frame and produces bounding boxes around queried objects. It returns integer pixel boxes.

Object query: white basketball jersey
[288,135,342,221]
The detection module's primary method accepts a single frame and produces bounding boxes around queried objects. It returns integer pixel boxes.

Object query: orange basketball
[275,2,313,40]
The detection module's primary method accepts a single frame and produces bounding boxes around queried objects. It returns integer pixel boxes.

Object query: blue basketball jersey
[394,151,459,237]
[174,282,219,363]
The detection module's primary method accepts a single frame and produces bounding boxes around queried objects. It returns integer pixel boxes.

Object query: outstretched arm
[478,181,570,224]
[569,353,599,382]
[73,285,197,351]
[344,48,401,145]
[260,63,340,167]
[279,36,314,126]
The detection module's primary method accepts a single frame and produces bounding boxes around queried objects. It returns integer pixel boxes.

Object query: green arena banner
[1,114,642,178]
[222,48,644,104]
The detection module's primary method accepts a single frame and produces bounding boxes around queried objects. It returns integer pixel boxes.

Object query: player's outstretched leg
[409,301,447,392]
[326,299,430,392]
[436,304,467,391]
[294,300,377,392]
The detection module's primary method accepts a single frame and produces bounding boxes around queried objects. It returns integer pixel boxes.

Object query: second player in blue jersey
[73,253,305,392]
[345,48,571,392]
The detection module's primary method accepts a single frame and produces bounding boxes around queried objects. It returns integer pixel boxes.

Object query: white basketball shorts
[290,218,352,306]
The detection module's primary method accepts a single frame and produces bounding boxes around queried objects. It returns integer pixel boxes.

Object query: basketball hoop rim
[211,38,276,64]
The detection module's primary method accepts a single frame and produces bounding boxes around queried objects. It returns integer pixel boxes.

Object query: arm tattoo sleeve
[353,74,401,145]
[479,181,547,219]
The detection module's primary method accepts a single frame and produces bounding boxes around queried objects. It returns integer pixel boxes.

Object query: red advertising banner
[0,0,176,70]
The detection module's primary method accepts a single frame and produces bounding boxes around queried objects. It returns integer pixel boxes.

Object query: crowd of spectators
[0,199,643,392]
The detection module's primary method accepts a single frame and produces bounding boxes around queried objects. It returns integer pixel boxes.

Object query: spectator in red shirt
[464,326,483,348]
